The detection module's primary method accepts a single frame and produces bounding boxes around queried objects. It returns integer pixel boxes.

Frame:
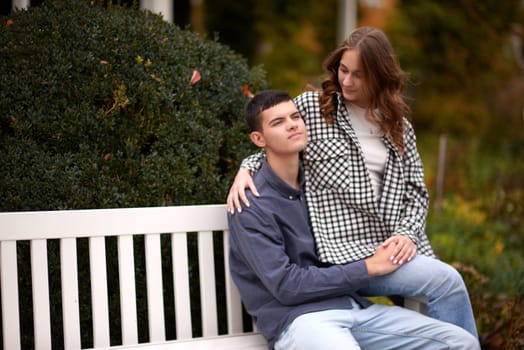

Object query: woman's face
[337,49,369,108]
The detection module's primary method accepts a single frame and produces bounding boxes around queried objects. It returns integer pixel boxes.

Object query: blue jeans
[358,255,478,338]
[274,304,480,350]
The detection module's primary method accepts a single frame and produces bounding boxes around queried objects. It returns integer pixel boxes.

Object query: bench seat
[89,333,267,350]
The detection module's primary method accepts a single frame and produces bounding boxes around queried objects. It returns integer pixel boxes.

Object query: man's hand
[382,235,417,265]
[365,244,402,276]
[226,168,259,213]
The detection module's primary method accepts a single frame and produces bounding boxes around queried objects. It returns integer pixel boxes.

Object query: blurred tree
[359,0,398,28]
[205,0,258,62]
[252,0,338,96]
[205,0,338,96]
[385,0,524,140]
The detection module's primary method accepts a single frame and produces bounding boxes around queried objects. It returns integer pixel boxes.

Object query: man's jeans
[274,305,480,350]
[358,254,479,338]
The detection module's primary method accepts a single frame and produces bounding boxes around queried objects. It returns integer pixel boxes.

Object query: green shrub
[0,0,266,211]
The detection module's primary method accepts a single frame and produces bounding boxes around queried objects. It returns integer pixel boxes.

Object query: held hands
[365,244,401,276]
[382,235,417,265]
[226,168,258,213]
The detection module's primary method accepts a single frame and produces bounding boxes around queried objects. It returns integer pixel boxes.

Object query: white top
[345,102,387,201]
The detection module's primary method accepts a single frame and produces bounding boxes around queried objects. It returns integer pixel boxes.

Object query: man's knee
[280,311,360,350]
[451,329,480,350]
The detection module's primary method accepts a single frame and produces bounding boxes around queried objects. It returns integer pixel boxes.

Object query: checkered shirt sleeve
[240,151,264,173]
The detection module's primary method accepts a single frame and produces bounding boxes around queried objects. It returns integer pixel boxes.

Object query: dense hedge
[0,0,266,211]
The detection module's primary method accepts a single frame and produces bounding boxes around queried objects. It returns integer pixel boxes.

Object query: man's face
[252,100,307,155]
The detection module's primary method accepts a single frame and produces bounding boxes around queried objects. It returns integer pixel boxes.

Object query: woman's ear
[250,131,266,148]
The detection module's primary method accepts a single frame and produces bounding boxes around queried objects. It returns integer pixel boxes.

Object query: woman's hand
[365,244,401,276]
[382,235,417,265]
[226,168,259,213]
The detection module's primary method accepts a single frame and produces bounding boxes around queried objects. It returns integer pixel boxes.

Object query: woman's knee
[418,257,466,288]
[438,262,467,289]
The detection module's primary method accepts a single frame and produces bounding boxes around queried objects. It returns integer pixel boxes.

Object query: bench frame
[0,204,425,350]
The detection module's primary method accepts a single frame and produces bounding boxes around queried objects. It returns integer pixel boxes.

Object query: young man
[227,90,480,350]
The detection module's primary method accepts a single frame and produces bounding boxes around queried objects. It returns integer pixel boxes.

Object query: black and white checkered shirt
[242,91,436,264]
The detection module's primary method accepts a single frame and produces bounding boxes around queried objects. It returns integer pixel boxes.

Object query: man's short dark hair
[245,90,293,132]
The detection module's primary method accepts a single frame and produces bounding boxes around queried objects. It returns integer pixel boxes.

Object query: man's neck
[266,153,300,189]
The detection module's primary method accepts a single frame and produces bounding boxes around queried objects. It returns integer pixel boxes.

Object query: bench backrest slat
[1,241,21,349]
[172,233,193,340]
[90,237,111,348]
[145,233,166,342]
[118,235,139,346]
[198,231,218,337]
[31,239,52,350]
[61,238,82,349]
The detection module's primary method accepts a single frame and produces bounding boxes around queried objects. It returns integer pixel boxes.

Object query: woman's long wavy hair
[319,27,410,154]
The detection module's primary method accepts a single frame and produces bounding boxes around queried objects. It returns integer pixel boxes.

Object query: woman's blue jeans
[358,254,478,338]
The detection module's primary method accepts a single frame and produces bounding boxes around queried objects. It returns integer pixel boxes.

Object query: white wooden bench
[0,204,426,350]
[0,204,267,350]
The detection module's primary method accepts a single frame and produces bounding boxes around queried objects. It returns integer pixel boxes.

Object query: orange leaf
[242,83,254,98]
[190,69,201,85]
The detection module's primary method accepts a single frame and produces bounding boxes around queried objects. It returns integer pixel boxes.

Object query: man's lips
[288,132,304,140]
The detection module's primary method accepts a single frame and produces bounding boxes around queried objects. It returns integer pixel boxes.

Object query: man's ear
[250,131,266,148]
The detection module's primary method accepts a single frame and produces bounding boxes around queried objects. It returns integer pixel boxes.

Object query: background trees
[386,0,523,139]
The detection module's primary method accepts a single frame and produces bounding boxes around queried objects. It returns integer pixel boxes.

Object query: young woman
[227,27,478,338]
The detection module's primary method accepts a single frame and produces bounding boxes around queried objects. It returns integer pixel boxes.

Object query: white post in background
[141,0,173,23]
[12,0,29,11]
[338,0,357,44]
